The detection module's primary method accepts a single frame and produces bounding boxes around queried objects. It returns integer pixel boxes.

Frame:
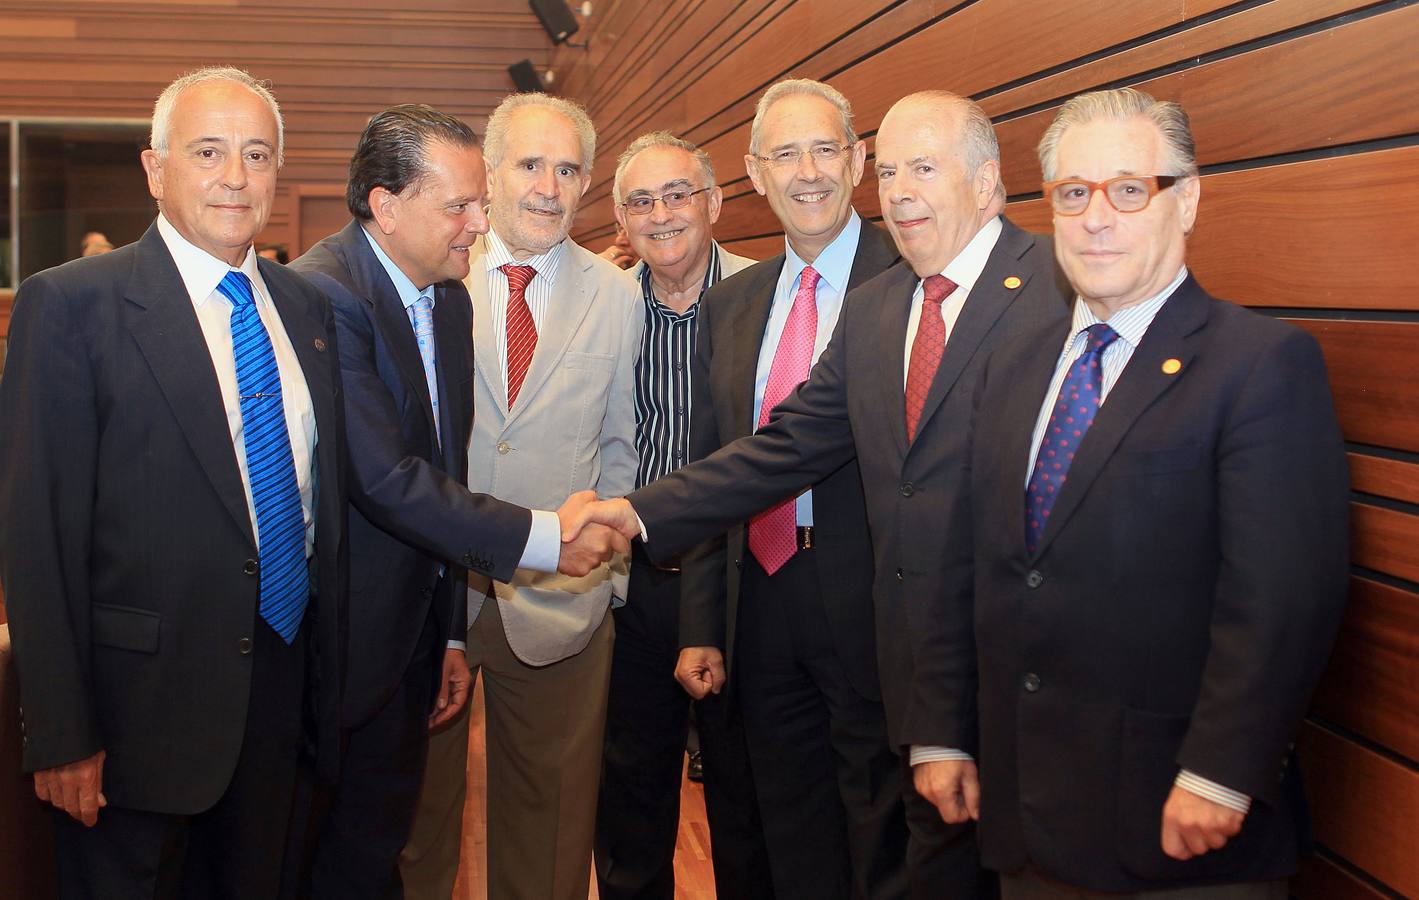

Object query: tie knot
[500,264,537,294]
[798,265,821,295]
[414,291,434,312]
[1084,322,1121,354]
[217,270,255,309]
[922,275,957,306]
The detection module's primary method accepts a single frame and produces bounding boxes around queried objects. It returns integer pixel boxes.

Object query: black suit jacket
[967,276,1349,891]
[679,222,897,699]
[0,223,348,813]
[632,217,1069,748]
[291,220,531,727]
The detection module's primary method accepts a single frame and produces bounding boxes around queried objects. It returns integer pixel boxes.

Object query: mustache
[521,201,565,216]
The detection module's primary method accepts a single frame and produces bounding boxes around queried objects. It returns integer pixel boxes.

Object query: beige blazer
[463,234,643,665]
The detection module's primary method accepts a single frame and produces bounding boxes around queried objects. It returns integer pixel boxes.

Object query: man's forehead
[625,148,698,192]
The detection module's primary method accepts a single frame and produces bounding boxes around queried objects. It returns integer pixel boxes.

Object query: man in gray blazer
[400,93,642,900]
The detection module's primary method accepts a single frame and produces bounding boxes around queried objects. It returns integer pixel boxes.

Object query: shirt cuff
[1175,769,1252,813]
[518,509,561,573]
[633,507,649,542]
[909,745,974,766]
[446,640,467,651]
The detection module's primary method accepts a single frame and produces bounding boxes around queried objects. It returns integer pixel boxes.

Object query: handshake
[553,491,643,577]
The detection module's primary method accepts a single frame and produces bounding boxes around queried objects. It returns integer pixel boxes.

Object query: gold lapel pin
[1003,275,1022,289]
[1162,358,1182,375]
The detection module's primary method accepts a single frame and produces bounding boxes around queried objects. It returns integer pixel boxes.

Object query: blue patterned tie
[412,291,441,446]
[1025,323,1121,555]
[218,270,309,644]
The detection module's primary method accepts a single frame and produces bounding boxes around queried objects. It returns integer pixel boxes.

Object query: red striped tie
[502,264,537,407]
[904,275,957,441]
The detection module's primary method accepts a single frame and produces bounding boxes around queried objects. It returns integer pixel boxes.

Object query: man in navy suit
[964,88,1348,898]
[287,105,625,898]
[0,67,347,899]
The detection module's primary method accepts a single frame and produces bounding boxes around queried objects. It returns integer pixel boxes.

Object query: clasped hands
[555,492,641,576]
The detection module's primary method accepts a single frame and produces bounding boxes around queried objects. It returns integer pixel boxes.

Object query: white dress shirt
[156,214,316,557]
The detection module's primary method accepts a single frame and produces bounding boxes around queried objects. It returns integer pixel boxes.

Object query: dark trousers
[284,605,438,900]
[901,757,996,900]
[595,550,774,900]
[55,619,306,900]
[1000,866,1286,899]
[737,550,909,900]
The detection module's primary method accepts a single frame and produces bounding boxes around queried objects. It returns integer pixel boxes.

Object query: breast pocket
[562,351,616,424]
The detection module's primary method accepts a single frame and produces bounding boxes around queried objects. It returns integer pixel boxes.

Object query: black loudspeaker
[529,0,579,44]
[508,60,542,93]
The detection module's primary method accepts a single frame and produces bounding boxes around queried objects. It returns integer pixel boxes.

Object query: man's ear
[140,149,164,203]
[745,154,768,197]
[369,186,399,236]
[706,186,724,225]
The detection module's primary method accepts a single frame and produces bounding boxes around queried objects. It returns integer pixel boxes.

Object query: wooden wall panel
[553,1,1419,895]
[0,0,557,258]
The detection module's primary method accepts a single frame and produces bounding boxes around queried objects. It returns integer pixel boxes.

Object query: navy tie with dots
[1024,322,1120,555]
[218,270,309,643]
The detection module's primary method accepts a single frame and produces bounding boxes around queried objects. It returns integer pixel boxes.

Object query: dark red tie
[502,264,537,407]
[904,275,956,441]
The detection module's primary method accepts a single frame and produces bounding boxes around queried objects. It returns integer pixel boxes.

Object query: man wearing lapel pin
[569,89,1069,897]
[0,67,347,899]
[964,87,1348,899]
[398,92,643,900]
[286,104,625,899]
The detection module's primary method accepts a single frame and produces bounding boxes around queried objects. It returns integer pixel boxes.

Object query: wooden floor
[452,682,718,900]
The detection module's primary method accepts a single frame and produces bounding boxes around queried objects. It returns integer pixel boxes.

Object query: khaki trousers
[400,597,615,900]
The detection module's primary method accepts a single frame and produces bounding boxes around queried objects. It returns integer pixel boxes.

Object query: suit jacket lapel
[432,282,467,472]
[503,243,596,430]
[124,225,255,546]
[1031,277,1210,558]
[343,221,441,451]
[999,322,1069,555]
[728,256,783,438]
[467,239,507,421]
[262,259,338,503]
[871,265,917,460]
[911,219,1038,452]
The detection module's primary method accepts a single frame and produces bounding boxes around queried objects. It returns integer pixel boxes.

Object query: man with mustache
[399,92,642,900]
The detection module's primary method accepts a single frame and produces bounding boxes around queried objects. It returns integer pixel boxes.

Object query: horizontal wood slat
[1293,320,1419,454]
[1299,721,1419,898]
[1292,855,1390,900]
[1311,576,1419,763]
[1348,453,1419,506]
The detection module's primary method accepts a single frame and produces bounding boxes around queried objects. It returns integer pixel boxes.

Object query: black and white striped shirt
[634,246,724,489]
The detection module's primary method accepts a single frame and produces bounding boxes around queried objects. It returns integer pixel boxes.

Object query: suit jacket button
[899,482,914,497]
[1026,570,1044,589]
[734,558,742,570]
[243,558,259,576]
[896,568,904,581]
[497,441,511,455]
[462,552,474,566]
[313,338,327,352]
[238,637,253,655]
[1023,673,1041,692]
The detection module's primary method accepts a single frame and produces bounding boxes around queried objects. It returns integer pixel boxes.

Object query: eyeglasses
[755,142,857,169]
[1043,175,1182,215]
[620,187,713,216]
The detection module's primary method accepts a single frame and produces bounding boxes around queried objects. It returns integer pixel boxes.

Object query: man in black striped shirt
[594,131,773,900]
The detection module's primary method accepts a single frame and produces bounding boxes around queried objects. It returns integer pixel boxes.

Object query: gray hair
[895,90,1003,198]
[748,78,856,156]
[484,92,596,172]
[150,67,284,166]
[1038,87,1197,181]
[612,131,715,204]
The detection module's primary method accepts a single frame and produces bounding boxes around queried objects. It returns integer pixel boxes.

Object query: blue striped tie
[412,291,441,447]
[218,270,309,644]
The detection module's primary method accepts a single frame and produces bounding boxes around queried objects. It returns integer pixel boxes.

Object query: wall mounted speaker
[529,0,580,45]
[508,60,542,93]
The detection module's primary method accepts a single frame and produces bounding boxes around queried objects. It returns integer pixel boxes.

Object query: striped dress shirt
[633,245,723,489]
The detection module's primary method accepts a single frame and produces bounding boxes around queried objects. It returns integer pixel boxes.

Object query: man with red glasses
[964,87,1349,898]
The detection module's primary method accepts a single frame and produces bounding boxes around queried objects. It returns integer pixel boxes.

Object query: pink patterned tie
[748,265,820,575]
[502,264,537,407]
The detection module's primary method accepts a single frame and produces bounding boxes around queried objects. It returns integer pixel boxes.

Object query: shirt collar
[935,215,1003,294]
[155,213,264,308]
[783,209,861,296]
[483,222,565,286]
[361,225,433,310]
[1069,265,1189,350]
